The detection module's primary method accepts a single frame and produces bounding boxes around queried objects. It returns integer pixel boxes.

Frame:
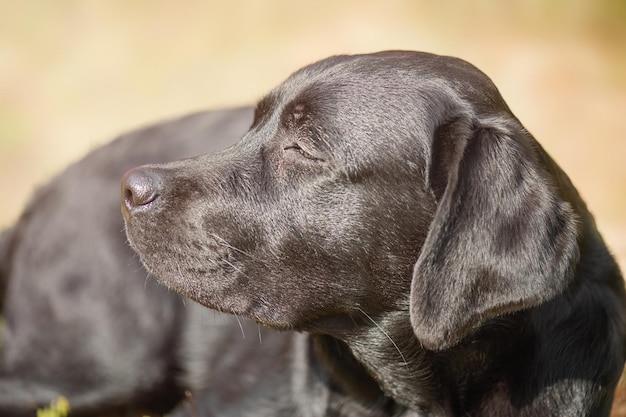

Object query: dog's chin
[135,255,294,331]
[125,227,326,333]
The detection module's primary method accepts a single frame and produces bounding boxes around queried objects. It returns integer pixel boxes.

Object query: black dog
[123,51,626,416]
[0,107,253,416]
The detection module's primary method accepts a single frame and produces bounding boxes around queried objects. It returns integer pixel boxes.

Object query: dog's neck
[304,310,453,416]
[284,331,390,416]
[306,333,412,416]
[336,311,451,416]
[337,310,531,417]
[310,334,387,401]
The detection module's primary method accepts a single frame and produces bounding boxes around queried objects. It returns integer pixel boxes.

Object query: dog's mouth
[125,222,291,328]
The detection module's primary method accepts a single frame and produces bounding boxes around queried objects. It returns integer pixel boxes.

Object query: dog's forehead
[273,51,507,120]
[250,51,510,170]
[266,53,450,146]
[284,52,487,93]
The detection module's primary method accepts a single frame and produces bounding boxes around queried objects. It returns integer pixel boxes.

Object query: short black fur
[123,51,626,416]
[0,107,254,416]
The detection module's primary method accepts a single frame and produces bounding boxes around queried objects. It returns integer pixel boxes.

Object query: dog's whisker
[143,273,151,290]
[234,314,246,340]
[356,307,408,366]
[204,257,220,268]
[210,233,257,260]
[222,259,249,278]
[347,314,359,329]
[202,255,238,275]
[257,324,263,344]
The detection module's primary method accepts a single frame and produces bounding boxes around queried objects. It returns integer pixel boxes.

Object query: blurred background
[1,0,626,414]
[1,2,625,270]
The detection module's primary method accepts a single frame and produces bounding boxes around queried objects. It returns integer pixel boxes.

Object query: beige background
[2,1,626,414]
[1,1,625,270]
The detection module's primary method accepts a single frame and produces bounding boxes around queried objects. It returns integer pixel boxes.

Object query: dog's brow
[252,94,276,126]
[256,95,273,111]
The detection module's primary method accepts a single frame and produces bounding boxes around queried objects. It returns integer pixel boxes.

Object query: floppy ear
[410,116,579,350]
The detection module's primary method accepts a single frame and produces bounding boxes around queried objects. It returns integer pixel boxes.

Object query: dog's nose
[121,168,161,214]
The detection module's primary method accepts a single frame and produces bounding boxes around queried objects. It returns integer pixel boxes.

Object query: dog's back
[0,107,253,416]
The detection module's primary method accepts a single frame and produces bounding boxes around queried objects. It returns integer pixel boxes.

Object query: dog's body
[123,51,626,416]
[0,107,255,416]
[0,51,623,417]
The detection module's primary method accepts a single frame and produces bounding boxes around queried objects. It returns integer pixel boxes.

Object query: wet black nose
[121,168,161,215]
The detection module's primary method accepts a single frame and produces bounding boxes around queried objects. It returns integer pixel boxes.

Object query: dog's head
[122,51,579,350]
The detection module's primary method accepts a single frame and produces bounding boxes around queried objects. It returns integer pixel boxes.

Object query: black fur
[123,51,626,416]
[0,107,253,416]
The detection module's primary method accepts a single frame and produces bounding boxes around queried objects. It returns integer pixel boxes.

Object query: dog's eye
[283,143,322,161]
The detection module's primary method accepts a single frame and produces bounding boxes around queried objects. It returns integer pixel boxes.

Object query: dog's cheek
[255,200,374,304]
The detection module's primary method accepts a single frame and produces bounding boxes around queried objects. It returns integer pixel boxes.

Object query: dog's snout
[121,168,161,215]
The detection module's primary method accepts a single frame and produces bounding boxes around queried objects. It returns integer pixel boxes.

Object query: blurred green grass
[36,397,69,417]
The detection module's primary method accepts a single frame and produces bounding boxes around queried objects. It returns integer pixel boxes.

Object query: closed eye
[283,143,324,161]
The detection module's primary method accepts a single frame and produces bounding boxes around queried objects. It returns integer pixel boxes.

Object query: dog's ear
[410,116,579,350]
